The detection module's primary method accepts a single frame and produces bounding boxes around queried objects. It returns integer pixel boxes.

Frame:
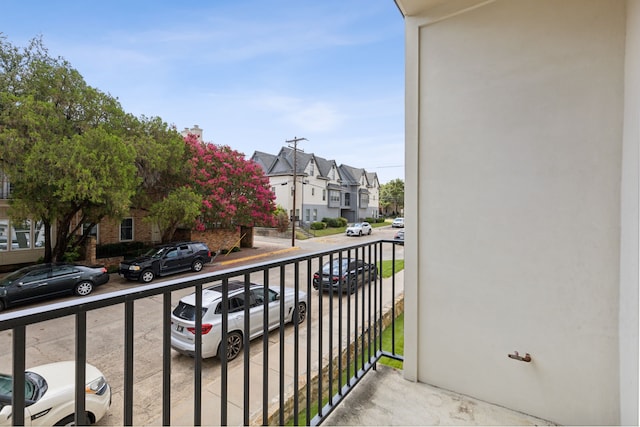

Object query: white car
[0,362,111,426]
[391,217,404,228]
[345,222,372,237]
[171,280,308,360]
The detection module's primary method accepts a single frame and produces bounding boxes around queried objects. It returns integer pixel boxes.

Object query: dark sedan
[0,263,109,311]
[312,258,377,294]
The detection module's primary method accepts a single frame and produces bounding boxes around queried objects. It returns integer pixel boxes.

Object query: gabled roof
[252,147,373,186]
[251,151,278,174]
[339,164,367,186]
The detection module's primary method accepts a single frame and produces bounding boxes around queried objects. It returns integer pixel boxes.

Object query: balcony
[0,237,558,426]
[0,239,405,426]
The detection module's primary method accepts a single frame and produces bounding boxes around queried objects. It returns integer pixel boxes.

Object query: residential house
[397,0,638,425]
[251,147,380,225]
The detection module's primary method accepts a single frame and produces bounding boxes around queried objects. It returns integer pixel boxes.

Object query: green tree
[380,178,405,215]
[0,37,138,261]
[144,186,202,243]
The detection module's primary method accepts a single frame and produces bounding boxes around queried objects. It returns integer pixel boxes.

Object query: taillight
[207,251,211,257]
[187,324,213,335]
[100,267,107,273]
[332,276,340,283]
[313,273,319,279]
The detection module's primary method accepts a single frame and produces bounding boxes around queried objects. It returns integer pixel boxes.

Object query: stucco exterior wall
[402,0,636,425]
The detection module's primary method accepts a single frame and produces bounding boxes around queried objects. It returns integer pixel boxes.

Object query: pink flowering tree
[184,134,276,230]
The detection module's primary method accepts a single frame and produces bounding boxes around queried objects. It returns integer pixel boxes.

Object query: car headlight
[86,376,108,396]
[128,265,141,271]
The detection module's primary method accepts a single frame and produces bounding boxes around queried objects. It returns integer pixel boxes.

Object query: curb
[217,246,301,266]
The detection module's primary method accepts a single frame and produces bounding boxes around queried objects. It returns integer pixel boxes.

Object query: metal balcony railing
[0,239,404,426]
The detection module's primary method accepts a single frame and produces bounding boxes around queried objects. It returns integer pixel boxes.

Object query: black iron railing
[0,239,404,426]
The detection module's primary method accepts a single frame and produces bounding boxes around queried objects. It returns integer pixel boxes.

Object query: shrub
[310,221,326,230]
[97,241,148,259]
[322,217,348,228]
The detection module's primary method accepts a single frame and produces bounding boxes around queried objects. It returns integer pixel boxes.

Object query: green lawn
[379,259,404,278]
[300,220,390,238]
[286,312,404,425]
[380,313,404,369]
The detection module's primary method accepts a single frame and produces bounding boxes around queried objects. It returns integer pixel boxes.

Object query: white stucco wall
[403,0,635,425]
[620,1,640,425]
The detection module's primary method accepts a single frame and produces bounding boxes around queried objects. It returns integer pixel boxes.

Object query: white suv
[345,222,372,237]
[171,280,307,360]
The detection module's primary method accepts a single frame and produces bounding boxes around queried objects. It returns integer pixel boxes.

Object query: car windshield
[351,223,362,228]
[322,260,350,275]
[144,247,170,259]
[173,301,208,321]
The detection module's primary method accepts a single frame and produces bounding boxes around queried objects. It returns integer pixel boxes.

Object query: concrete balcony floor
[323,365,557,426]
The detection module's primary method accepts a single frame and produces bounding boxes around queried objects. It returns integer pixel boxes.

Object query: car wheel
[349,277,358,294]
[55,414,81,426]
[74,281,94,296]
[368,229,372,235]
[358,231,362,236]
[219,331,243,361]
[294,302,307,324]
[140,270,155,283]
[191,259,204,272]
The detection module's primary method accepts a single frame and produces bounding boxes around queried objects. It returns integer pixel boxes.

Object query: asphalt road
[0,226,404,425]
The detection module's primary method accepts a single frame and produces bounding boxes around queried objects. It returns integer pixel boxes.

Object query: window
[252,288,278,303]
[22,269,49,284]
[51,265,77,277]
[305,209,310,222]
[311,188,315,197]
[120,218,133,241]
[271,186,276,194]
[313,209,318,221]
[309,163,314,175]
[13,219,31,250]
[344,193,351,207]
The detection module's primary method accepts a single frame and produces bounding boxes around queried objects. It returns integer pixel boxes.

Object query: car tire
[0,299,4,312]
[74,281,94,296]
[349,277,358,294]
[219,331,243,361]
[191,259,204,272]
[294,302,307,324]
[140,270,155,283]
[55,414,81,426]
[368,229,372,235]
[358,231,362,236]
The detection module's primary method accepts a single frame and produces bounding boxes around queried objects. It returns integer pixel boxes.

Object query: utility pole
[286,136,307,247]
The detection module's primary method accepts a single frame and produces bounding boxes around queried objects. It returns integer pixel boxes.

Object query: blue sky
[1,1,405,184]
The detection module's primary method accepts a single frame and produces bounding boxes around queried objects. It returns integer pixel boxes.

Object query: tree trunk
[43,220,53,263]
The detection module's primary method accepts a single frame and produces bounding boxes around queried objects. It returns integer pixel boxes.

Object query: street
[0,226,404,425]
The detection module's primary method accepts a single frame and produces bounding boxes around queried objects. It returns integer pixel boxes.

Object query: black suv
[119,241,215,283]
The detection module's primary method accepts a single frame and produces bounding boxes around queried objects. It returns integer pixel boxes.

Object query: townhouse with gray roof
[251,147,380,225]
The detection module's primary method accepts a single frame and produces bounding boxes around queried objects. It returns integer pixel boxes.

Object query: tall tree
[0,37,138,261]
[380,178,405,215]
[185,135,276,230]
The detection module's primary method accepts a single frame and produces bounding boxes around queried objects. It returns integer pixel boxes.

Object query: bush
[322,217,348,228]
[97,241,148,259]
[310,221,326,230]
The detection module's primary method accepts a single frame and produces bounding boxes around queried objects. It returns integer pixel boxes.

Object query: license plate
[176,325,183,332]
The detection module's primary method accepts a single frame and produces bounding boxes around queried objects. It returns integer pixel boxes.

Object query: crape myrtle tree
[0,36,139,261]
[184,134,276,231]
